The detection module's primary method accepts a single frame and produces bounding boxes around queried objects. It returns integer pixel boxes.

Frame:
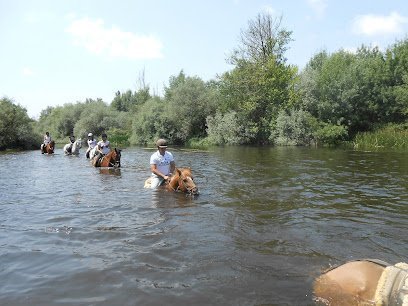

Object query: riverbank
[353,124,408,150]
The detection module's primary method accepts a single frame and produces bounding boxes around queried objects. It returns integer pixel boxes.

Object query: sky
[1,0,408,119]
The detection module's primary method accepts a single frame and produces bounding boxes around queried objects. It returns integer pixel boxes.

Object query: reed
[353,124,408,150]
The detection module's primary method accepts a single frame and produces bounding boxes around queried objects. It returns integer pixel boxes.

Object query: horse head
[168,167,199,195]
[110,148,121,167]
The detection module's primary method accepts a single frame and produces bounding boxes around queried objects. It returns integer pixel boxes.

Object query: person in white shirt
[41,132,52,152]
[96,133,111,155]
[92,133,111,166]
[149,138,175,188]
[86,132,97,158]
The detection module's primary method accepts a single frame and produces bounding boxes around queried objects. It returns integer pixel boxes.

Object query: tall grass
[353,124,408,150]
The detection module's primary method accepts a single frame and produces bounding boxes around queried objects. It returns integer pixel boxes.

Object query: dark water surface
[0,146,407,305]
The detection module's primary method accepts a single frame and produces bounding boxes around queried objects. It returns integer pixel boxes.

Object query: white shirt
[97,140,110,155]
[150,150,174,177]
[43,135,51,144]
[87,139,97,149]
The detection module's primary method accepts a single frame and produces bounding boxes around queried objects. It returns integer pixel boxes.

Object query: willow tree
[217,12,297,144]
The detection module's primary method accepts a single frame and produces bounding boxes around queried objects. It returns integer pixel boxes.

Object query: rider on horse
[149,138,176,188]
[65,135,76,154]
[92,133,111,166]
[41,132,52,153]
[86,132,97,158]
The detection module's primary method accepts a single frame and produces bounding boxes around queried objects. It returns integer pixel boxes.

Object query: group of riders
[41,133,175,188]
[41,131,111,164]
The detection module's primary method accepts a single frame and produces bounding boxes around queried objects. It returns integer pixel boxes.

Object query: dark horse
[41,141,55,154]
[92,148,121,168]
[145,167,199,196]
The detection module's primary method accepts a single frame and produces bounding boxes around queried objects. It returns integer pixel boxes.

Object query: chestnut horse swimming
[145,167,199,195]
[92,148,121,168]
[41,140,55,154]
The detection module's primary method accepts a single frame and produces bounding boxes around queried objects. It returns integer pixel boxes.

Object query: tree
[129,96,164,145]
[164,72,218,143]
[384,39,408,122]
[298,45,406,139]
[0,97,40,150]
[111,70,152,112]
[231,13,293,65]
[217,12,296,144]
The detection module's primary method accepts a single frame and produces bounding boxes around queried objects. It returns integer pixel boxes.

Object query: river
[0,146,407,305]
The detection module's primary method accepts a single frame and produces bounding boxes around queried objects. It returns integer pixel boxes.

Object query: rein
[169,174,195,194]
[105,151,120,167]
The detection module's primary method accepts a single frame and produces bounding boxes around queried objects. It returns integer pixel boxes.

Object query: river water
[0,146,407,305]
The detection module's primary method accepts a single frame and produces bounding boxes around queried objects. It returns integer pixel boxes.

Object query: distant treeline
[1,13,407,151]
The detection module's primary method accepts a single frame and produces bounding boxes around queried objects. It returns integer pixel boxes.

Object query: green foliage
[393,74,408,116]
[130,72,218,145]
[273,109,317,146]
[106,127,130,146]
[314,122,348,146]
[230,13,293,64]
[35,98,130,144]
[73,102,131,140]
[129,96,164,145]
[0,97,40,150]
[164,72,218,143]
[218,58,298,144]
[111,87,151,112]
[299,40,408,142]
[353,124,408,149]
[4,14,408,150]
[216,12,297,145]
[384,39,408,121]
[205,111,249,145]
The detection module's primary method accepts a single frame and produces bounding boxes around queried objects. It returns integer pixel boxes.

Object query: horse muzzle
[188,187,199,196]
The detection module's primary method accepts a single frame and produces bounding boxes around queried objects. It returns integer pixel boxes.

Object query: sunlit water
[0,146,407,305]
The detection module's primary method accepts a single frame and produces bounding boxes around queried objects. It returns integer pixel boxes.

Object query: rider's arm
[96,143,103,153]
[150,164,170,181]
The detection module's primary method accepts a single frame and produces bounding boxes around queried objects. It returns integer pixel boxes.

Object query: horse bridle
[173,174,196,194]
[111,151,121,167]
[102,150,121,167]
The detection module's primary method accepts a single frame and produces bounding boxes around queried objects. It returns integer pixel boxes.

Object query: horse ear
[176,168,182,176]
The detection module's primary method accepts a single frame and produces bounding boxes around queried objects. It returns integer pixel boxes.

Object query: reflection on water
[0,146,407,305]
[99,167,122,176]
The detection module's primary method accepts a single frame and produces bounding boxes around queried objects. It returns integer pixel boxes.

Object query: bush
[353,123,408,149]
[206,111,250,145]
[315,122,348,146]
[0,97,41,150]
[273,109,317,146]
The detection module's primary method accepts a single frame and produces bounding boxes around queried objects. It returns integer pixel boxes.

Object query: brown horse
[92,148,121,168]
[144,167,199,195]
[41,140,55,154]
[313,259,408,305]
